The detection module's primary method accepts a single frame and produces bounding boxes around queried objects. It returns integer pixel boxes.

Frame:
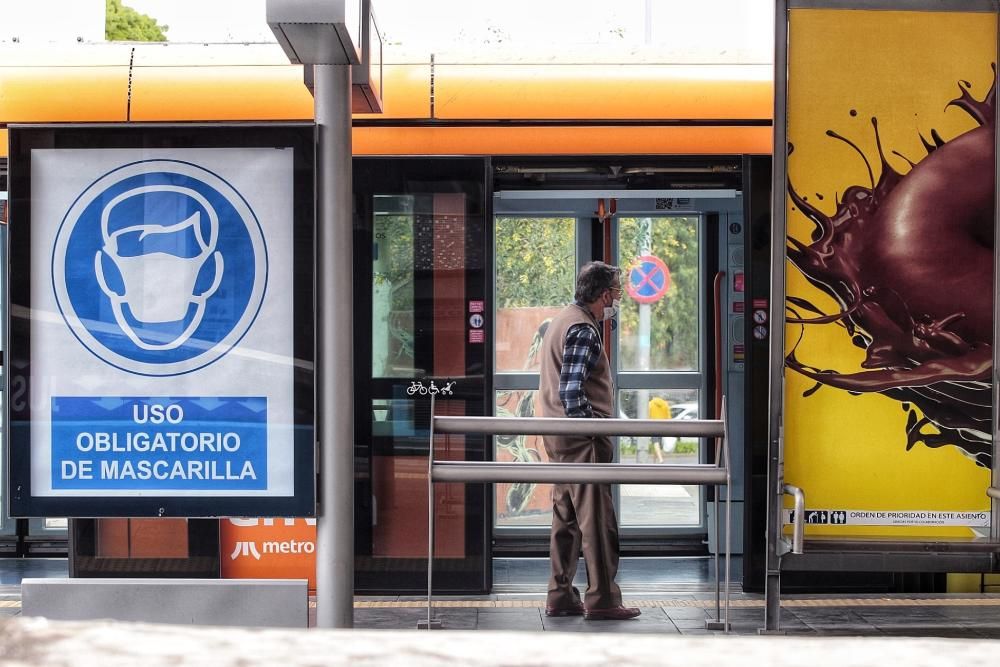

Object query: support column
[315,63,354,629]
[763,0,788,634]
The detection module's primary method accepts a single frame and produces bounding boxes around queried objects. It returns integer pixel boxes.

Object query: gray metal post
[763,0,789,634]
[991,4,1000,544]
[314,63,355,629]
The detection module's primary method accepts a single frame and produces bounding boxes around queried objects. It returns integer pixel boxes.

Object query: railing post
[419,394,442,630]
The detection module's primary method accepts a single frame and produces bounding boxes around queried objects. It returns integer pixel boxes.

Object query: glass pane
[618,216,700,371]
[618,388,701,527]
[372,398,468,558]
[372,196,415,377]
[494,390,552,528]
[495,216,575,373]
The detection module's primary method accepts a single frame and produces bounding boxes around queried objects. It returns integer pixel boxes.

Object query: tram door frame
[353,156,492,594]
[490,187,725,552]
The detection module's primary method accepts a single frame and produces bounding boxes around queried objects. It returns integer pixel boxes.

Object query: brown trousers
[543,433,622,610]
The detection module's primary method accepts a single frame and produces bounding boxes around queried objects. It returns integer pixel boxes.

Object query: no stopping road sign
[627,254,671,304]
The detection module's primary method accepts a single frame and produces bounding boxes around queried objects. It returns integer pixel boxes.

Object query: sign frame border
[6,122,317,518]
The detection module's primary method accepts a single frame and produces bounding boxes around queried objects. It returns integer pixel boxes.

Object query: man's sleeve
[558,324,602,418]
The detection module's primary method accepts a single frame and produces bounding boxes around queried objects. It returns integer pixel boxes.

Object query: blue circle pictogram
[627,254,671,304]
[52,159,268,376]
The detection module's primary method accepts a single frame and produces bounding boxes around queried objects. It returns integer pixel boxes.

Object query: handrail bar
[432,461,727,485]
[434,415,724,438]
[988,486,1000,501]
[783,484,805,556]
[423,396,732,634]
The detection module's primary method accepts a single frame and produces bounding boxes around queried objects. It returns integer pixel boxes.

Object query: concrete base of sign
[20,578,307,628]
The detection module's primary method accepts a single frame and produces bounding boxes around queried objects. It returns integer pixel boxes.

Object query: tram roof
[0,42,773,157]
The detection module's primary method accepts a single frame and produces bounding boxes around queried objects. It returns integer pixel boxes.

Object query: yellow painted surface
[0,67,130,123]
[783,9,995,538]
[0,44,771,159]
[433,64,772,120]
[352,125,771,156]
[129,65,313,121]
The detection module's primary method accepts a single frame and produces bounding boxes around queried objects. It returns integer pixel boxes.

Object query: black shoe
[584,606,641,620]
[545,601,585,617]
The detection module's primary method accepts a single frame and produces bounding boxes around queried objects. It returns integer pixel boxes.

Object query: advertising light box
[6,124,315,517]
[782,10,994,537]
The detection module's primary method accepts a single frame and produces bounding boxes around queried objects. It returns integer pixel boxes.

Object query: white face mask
[602,298,621,321]
[95,186,224,351]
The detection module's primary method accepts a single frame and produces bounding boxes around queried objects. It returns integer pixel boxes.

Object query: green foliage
[372,214,415,370]
[373,214,415,311]
[619,438,697,456]
[495,217,575,308]
[493,214,699,369]
[106,0,169,41]
[674,439,698,454]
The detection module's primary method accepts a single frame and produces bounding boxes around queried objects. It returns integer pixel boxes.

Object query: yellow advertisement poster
[785,9,995,536]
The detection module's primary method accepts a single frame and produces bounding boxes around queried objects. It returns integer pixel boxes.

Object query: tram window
[618,216,700,372]
[372,198,415,377]
[494,216,575,373]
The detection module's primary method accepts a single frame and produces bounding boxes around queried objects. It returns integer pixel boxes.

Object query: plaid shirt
[558,311,603,418]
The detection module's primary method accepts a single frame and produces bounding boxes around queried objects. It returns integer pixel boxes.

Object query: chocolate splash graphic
[786,69,996,467]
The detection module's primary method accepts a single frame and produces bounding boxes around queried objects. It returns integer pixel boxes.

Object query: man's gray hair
[575,261,621,304]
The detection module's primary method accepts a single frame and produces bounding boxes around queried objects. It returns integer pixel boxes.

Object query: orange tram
[0,41,944,596]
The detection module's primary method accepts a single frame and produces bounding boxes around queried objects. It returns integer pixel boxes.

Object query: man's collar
[572,300,601,326]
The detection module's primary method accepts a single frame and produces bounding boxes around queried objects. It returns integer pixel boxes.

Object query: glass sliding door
[493,215,577,529]
[355,158,489,593]
[491,196,710,542]
[616,214,704,528]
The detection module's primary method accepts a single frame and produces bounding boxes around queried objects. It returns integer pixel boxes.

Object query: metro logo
[230,541,262,560]
[220,517,316,590]
[262,539,314,555]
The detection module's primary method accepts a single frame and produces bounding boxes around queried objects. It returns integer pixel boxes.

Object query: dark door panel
[353,158,491,594]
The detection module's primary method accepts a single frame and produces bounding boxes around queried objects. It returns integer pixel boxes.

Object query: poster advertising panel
[784,9,995,537]
[6,124,315,517]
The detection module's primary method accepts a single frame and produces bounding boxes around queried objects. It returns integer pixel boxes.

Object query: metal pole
[421,394,441,630]
[637,218,652,459]
[990,3,1000,544]
[315,63,354,629]
[713,486,721,620]
[763,0,789,635]
[433,416,723,438]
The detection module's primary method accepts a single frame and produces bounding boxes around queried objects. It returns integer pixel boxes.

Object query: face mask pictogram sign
[6,124,315,517]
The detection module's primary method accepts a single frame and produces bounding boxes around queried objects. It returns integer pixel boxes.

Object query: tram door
[492,191,730,550]
[353,158,490,593]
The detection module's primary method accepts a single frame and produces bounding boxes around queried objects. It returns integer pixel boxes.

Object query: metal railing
[422,396,732,632]
[781,484,805,556]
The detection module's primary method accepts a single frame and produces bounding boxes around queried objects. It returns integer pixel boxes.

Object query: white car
[670,402,699,421]
[663,402,698,452]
